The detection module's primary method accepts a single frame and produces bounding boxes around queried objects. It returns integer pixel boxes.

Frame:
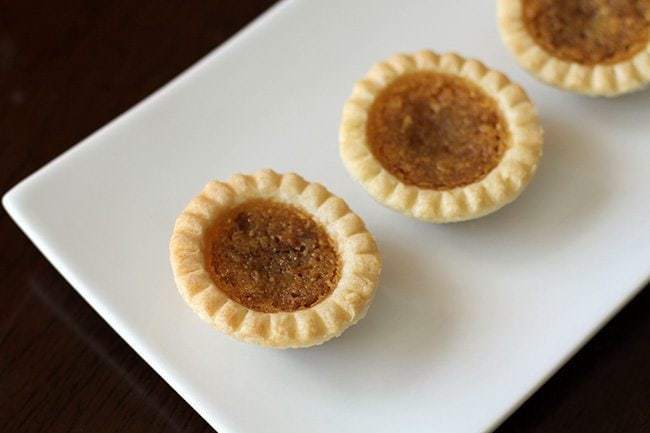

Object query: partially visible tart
[340,51,542,223]
[170,170,381,348]
[498,0,650,96]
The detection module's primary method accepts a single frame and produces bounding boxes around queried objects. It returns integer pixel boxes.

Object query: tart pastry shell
[497,0,650,96]
[169,170,381,348]
[339,50,543,223]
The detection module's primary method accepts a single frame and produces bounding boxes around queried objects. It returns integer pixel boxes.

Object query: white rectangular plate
[4,1,650,432]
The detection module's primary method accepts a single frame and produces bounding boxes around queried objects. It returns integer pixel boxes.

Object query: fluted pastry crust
[170,169,381,348]
[339,50,543,223]
[498,0,650,96]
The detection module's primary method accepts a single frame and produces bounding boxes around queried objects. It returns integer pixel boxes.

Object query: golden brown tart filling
[366,72,509,191]
[522,0,650,65]
[206,199,340,313]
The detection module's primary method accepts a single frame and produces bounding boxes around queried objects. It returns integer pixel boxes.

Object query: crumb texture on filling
[522,0,650,65]
[366,72,509,190]
[206,199,340,313]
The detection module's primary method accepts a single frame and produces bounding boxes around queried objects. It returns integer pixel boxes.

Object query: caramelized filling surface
[366,72,509,190]
[522,0,650,65]
[206,199,340,313]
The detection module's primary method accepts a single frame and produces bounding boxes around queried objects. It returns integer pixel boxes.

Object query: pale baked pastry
[169,170,381,348]
[340,51,543,223]
[498,0,650,96]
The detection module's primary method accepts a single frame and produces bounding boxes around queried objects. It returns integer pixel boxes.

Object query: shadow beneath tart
[583,84,650,130]
[285,238,459,395]
[435,114,612,265]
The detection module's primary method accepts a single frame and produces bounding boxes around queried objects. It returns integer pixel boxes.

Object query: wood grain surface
[0,1,648,432]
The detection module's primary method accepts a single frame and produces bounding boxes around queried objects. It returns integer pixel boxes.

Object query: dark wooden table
[1,1,648,432]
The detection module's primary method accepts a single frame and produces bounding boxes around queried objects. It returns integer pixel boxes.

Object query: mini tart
[169,170,381,348]
[498,0,650,96]
[340,51,542,223]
